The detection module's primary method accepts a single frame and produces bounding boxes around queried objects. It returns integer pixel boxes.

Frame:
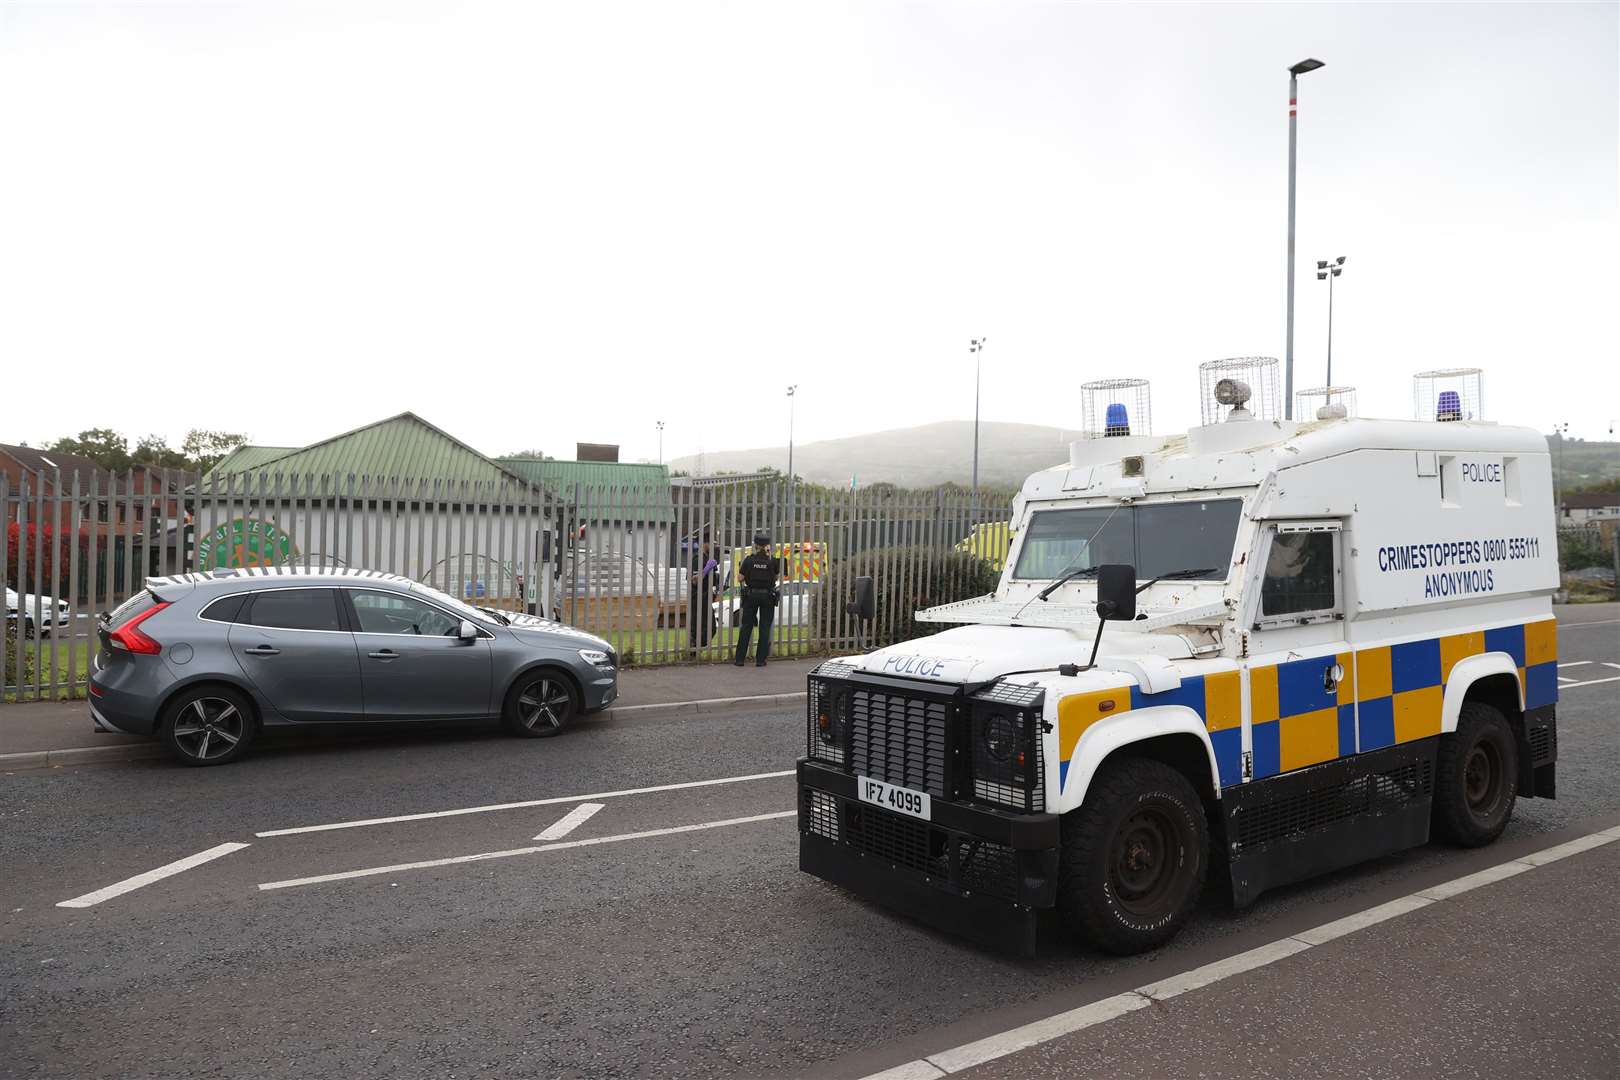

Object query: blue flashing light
[1104,403,1131,437]
[1436,390,1462,422]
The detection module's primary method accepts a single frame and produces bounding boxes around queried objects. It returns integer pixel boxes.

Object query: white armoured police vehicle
[797,381,1559,955]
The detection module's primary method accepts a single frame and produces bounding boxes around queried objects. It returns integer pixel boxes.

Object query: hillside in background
[670,421,1074,488]
[1552,436,1620,492]
[673,422,1619,491]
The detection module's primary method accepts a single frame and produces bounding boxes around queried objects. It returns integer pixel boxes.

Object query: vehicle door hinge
[1242,751,1254,781]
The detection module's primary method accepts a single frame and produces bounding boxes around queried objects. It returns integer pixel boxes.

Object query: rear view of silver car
[89,568,618,766]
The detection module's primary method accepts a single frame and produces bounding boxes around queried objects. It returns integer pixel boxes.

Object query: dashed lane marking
[57,842,251,908]
[535,802,604,841]
[255,770,796,837]
[257,810,796,892]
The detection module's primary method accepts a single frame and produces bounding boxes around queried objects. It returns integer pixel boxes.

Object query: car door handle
[368,649,399,660]
[243,646,280,657]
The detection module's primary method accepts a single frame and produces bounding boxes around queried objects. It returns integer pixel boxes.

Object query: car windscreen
[1011,499,1243,581]
[409,583,499,626]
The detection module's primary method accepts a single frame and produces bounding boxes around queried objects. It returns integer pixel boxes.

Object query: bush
[3,625,32,691]
[814,546,1000,649]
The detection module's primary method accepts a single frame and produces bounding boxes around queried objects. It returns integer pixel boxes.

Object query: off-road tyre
[1433,701,1518,847]
[1058,757,1209,956]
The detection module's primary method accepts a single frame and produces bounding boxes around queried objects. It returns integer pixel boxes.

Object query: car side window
[247,589,343,632]
[1260,529,1340,619]
[350,590,460,637]
[200,594,247,623]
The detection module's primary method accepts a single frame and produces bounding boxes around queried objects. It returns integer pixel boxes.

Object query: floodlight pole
[1285,59,1325,421]
[970,338,986,492]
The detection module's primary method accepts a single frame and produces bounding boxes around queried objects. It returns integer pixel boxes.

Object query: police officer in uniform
[733,529,780,667]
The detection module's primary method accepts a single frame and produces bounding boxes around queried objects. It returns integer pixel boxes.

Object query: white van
[797,391,1559,955]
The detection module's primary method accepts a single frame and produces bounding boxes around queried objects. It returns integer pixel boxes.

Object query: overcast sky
[2,2,1615,467]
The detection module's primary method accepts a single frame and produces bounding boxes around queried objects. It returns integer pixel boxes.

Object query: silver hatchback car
[88,567,619,765]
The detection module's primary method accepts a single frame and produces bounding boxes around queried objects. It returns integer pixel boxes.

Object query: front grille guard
[807,662,1046,813]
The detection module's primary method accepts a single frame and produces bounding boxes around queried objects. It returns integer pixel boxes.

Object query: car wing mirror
[1065,563,1136,674]
[458,619,478,640]
[1095,564,1137,622]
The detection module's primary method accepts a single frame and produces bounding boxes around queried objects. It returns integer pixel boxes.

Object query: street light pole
[1315,256,1346,385]
[969,338,986,491]
[1552,422,1569,524]
[1285,58,1325,421]
[655,420,665,466]
[785,384,798,486]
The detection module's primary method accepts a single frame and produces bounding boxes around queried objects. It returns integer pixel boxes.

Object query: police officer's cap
[753,529,771,545]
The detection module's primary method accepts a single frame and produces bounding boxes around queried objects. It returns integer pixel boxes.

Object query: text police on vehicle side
[797,398,1559,956]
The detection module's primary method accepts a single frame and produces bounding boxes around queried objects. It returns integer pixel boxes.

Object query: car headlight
[578,649,613,667]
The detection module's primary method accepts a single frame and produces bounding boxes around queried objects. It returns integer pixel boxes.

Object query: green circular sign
[195,518,297,570]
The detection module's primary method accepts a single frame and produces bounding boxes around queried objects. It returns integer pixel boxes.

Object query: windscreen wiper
[1036,565,1100,602]
[1134,568,1220,594]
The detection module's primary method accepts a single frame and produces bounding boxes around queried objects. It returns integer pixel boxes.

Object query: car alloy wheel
[516,676,574,734]
[171,696,246,762]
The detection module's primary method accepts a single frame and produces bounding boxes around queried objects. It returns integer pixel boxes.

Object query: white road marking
[1290,894,1434,946]
[257,810,796,892]
[1557,661,1592,669]
[1559,618,1620,628]
[858,823,1620,1079]
[255,769,796,837]
[1606,662,1620,670]
[925,994,1150,1073]
[1135,938,1311,1001]
[535,802,604,841]
[1560,675,1620,689]
[56,842,251,909]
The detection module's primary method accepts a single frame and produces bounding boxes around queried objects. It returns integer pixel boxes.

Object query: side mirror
[846,576,875,622]
[458,619,479,640]
[1095,564,1137,622]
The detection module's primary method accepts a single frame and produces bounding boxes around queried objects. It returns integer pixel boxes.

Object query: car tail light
[107,602,170,654]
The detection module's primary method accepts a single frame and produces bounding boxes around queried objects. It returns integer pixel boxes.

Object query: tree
[133,435,189,470]
[180,430,248,473]
[48,429,131,471]
[506,449,553,460]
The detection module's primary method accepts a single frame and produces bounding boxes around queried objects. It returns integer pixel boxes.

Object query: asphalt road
[2,606,1616,1079]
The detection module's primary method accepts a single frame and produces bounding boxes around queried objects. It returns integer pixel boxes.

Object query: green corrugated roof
[207,413,531,490]
[210,445,297,476]
[499,459,669,488]
[498,459,674,522]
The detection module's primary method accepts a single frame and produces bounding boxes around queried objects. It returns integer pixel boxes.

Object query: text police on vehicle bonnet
[733,529,780,668]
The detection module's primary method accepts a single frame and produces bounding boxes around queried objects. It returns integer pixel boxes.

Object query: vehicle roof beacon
[796,361,1559,958]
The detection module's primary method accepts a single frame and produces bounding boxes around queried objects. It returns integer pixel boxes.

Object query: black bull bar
[797,759,1061,956]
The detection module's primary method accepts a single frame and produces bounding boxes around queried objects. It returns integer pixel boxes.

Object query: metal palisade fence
[3,467,1014,700]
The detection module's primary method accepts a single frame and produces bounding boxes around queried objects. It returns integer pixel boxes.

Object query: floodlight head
[1316,260,1328,270]
[1336,256,1346,265]
[1317,271,1328,280]
[1332,267,1342,277]
[1290,58,1325,75]
[1214,378,1252,407]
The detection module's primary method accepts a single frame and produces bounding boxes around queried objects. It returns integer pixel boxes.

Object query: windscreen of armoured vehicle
[1012,499,1243,581]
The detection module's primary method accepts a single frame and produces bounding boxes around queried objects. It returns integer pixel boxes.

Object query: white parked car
[6,587,70,637]
[713,579,820,630]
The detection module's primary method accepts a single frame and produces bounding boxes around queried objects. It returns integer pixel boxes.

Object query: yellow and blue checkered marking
[1250,618,1557,780]
[1057,618,1555,792]
[1056,670,1243,792]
